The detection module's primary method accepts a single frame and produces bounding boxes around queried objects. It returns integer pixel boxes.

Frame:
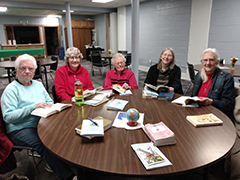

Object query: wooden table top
[38,89,236,177]
[0,58,55,68]
[194,64,240,77]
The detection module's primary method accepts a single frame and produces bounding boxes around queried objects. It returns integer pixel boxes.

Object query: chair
[52,85,58,103]
[125,53,132,69]
[90,50,109,76]
[185,62,195,95]
[0,101,42,179]
[46,56,58,80]
[33,61,43,83]
[118,50,128,55]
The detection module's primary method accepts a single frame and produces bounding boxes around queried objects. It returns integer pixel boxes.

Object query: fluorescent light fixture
[47,15,61,18]
[0,7,7,12]
[62,10,74,13]
[92,0,114,3]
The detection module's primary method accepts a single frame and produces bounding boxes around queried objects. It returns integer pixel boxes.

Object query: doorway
[44,27,59,56]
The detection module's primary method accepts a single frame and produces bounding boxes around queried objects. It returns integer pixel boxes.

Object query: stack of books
[142,122,176,146]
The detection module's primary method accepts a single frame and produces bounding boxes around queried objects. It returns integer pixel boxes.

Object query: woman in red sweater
[55,47,94,102]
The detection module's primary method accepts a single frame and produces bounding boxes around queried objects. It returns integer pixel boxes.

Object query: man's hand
[36,102,52,109]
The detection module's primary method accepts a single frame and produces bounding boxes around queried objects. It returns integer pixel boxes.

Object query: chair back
[33,61,42,80]
[125,53,132,68]
[90,50,102,65]
[118,50,128,55]
[50,56,58,71]
[52,85,58,103]
[9,56,16,61]
[187,62,195,83]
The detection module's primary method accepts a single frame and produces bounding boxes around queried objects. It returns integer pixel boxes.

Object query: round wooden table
[38,90,236,178]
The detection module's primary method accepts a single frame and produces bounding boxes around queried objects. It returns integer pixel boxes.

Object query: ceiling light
[62,10,74,13]
[92,0,114,3]
[0,7,7,12]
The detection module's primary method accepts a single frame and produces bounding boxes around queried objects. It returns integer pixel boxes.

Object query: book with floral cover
[131,142,172,170]
[186,113,223,127]
[142,122,176,146]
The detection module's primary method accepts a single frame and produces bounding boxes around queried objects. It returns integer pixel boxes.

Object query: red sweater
[55,64,94,102]
[103,68,138,90]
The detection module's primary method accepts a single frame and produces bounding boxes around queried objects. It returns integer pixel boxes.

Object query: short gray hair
[111,53,126,65]
[15,54,37,69]
[65,47,83,62]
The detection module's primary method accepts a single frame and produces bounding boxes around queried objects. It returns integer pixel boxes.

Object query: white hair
[111,53,126,65]
[15,54,37,69]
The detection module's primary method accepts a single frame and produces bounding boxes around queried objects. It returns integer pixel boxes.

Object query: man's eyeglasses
[115,61,125,65]
[69,56,80,60]
[19,67,35,72]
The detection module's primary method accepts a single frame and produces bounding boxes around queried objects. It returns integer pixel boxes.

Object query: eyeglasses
[69,56,80,60]
[202,59,215,63]
[19,66,35,72]
[115,61,125,65]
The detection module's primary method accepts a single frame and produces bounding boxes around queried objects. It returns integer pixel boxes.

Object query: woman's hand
[168,87,174,92]
[122,83,131,89]
[198,97,213,106]
[36,102,52,109]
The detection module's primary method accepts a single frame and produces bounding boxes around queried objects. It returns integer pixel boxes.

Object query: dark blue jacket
[192,67,235,121]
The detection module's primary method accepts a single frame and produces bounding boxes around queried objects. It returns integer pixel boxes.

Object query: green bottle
[75,80,84,106]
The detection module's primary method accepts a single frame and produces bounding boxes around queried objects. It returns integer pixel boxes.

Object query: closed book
[80,119,104,137]
[107,99,128,110]
[131,142,172,170]
[158,92,174,101]
[186,113,223,127]
[75,117,112,139]
[143,122,175,146]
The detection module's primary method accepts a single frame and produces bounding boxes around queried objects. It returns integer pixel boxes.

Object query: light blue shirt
[1,80,53,133]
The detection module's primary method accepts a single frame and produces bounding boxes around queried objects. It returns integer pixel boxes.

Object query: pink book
[144,122,175,146]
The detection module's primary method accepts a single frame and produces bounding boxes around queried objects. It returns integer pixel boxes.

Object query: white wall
[187,0,212,66]
[110,12,118,53]
[117,7,126,52]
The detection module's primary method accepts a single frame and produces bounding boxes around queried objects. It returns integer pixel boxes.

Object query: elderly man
[1,54,76,180]
[192,48,235,121]
[103,53,138,90]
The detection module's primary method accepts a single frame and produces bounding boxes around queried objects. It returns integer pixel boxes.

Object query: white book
[171,96,200,106]
[80,119,104,137]
[107,99,129,110]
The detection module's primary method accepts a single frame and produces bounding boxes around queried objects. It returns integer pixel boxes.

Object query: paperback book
[142,88,158,98]
[158,92,174,101]
[107,99,128,110]
[186,113,223,127]
[171,96,200,106]
[112,84,132,96]
[83,86,103,98]
[145,83,169,93]
[84,93,109,106]
[80,119,104,137]
[142,122,176,146]
[131,142,172,170]
[31,103,72,118]
[75,116,112,139]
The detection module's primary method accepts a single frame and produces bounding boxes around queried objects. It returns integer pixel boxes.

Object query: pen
[88,117,99,126]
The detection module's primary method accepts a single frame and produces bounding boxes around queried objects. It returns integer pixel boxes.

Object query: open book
[171,96,200,106]
[84,93,109,106]
[145,83,169,93]
[83,86,103,98]
[186,113,223,127]
[75,116,112,139]
[112,84,127,93]
[31,103,72,118]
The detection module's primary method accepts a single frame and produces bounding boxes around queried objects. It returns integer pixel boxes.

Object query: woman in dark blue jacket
[192,48,235,121]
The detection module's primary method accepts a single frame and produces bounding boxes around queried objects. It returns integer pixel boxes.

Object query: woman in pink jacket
[55,47,94,102]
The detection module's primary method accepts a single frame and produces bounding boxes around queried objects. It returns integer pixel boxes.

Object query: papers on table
[112,111,144,130]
